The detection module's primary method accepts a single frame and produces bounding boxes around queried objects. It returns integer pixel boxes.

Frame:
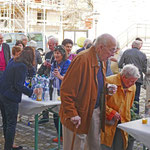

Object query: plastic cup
[142,118,148,124]
[107,84,117,95]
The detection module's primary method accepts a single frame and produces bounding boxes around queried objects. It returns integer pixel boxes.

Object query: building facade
[0,0,93,39]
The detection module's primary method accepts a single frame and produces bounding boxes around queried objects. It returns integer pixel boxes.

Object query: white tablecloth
[19,95,61,116]
[118,118,150,148]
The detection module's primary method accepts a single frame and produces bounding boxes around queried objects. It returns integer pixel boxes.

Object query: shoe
[52,137,63,143]
[17,114,22,122]
[38,118,49,124]
[12,146,23,150]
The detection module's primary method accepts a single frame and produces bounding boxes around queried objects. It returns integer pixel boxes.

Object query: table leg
[143,145,147,150]
[35,114,39,150]
[58,117,60,150]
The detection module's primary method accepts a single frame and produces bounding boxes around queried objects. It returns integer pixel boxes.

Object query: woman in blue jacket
[0,46,38,150]
[50,45,71,142]
[50,45,71,93]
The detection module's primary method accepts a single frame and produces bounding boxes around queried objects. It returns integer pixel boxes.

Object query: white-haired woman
[101,64,140,150]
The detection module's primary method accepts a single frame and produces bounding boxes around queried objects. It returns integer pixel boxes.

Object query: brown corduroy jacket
[59,46,106,134]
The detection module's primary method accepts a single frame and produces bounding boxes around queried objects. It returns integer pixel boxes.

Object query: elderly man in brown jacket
[59,33,117,150]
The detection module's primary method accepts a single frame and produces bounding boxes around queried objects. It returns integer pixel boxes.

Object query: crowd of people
[0,32,148,150]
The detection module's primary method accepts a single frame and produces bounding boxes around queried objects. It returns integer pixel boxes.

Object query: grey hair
[21,35,27,40]
[48,36,58,44]
[120,64,140,79]
[132,40,142,49]
[83,39,92,47]
[94,33,116,47]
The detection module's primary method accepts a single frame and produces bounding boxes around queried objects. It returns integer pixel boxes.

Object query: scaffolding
[0,0,93,39]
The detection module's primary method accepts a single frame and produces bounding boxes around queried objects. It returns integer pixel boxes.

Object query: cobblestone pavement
[0,113,63,150]
[0,88,147,150]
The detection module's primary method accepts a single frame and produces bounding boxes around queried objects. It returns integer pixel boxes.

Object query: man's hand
[70,116,81,128]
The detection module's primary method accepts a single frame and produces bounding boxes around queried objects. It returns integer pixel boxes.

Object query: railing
[117,24,150,50]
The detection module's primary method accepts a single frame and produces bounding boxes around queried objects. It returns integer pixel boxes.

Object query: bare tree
[63,0,93,29]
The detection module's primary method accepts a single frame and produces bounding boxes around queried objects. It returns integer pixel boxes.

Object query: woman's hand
[113,112,121,121]
[33,88,43,95]
[53,69,64,80]
[33,88,39,95]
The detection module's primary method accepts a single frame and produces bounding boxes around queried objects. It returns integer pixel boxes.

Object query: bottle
[31,76,37,90]
[52,87,58,101]
[49,79,53,100]
[28,77,32,88]
[44,87,50,101]
[42,77,46,100]
[36,82,43,101]
[25,79,30,87]
[44,78,49,101]
[31,76,37,100]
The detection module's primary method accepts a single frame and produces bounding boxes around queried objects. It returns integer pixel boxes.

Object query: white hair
[94,33,116,47]
[48,36,58,44]
[120,64,140,79]
[132,40,142,49]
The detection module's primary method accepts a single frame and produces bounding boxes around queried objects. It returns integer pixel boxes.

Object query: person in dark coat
[0,33,11,77]
[0,46,39,150]
[38,36,58,124]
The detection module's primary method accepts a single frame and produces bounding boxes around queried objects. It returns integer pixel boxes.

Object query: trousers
[63,107,101,150]
[0,94,18,150]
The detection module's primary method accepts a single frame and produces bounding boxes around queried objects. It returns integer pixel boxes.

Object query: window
[1,10,7,17]
[37,12,47,24]
[37,12,43,20]
[16,34,26,41]
[28,33,43,42]
[3,34,12,43]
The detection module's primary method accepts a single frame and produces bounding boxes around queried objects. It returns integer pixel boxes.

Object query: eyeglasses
[103,45,117,54]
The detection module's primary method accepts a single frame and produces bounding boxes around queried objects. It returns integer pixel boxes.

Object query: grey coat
[118,48,147,84]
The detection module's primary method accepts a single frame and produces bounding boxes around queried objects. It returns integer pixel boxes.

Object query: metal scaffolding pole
[60,0,63,42]
[9,0,12,32]
[27,1,30,33]
[25,0,28,34]
[43,0,46,52]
